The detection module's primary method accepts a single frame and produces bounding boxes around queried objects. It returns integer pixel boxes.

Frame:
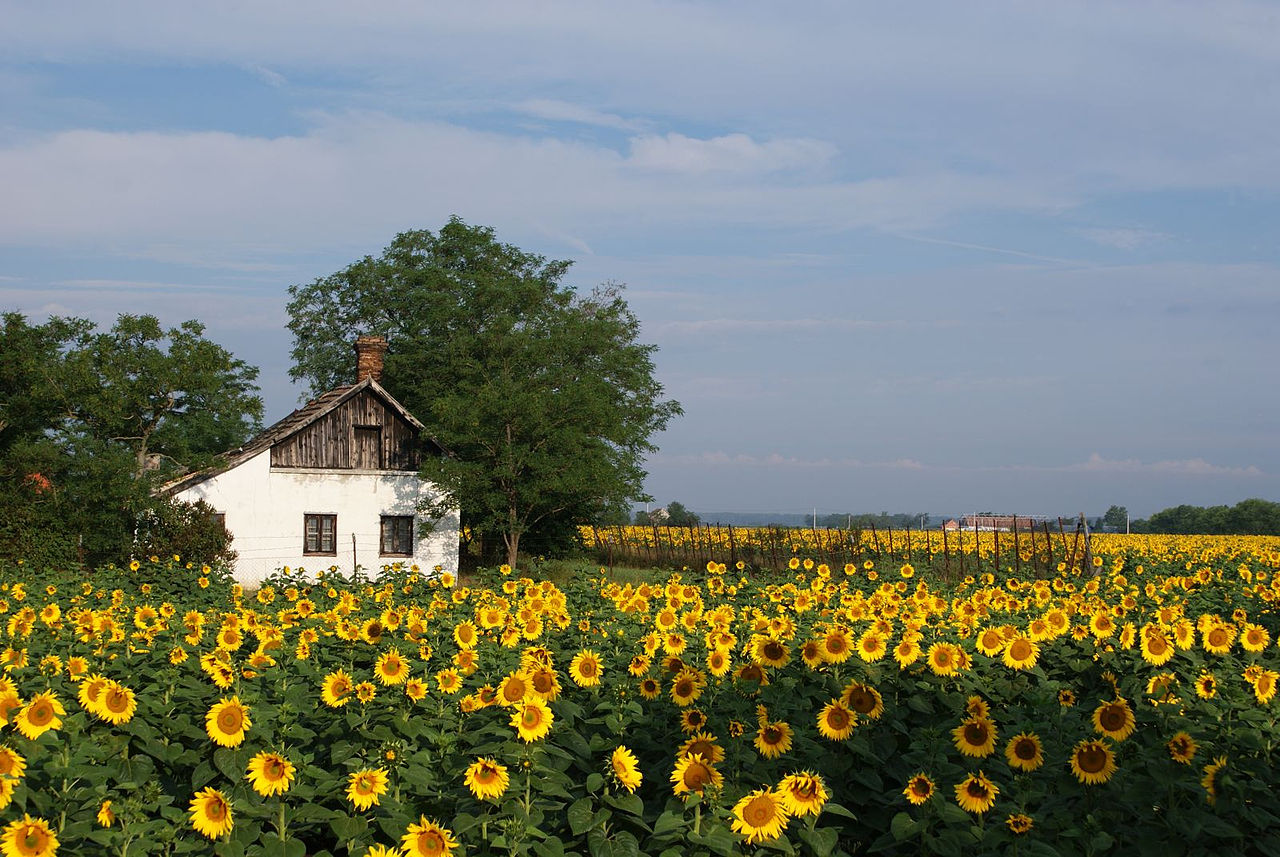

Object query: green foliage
[287,218,681,566]
[1134,499,1280,535]
[0,312,261,568]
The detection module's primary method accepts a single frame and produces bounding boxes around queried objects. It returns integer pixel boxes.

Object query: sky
[2,1,1278,519]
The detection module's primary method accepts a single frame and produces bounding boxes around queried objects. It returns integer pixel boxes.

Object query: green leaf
[585,772,604,792]
[568,797,596,835]
[890,812,920,842]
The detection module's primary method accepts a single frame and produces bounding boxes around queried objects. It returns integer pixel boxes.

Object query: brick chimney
[353,335,388,383]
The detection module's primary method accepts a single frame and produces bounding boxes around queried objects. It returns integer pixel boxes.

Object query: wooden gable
[271,388,421,471]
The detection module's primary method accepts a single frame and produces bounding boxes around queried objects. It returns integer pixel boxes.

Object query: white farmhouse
[160,337,459,586]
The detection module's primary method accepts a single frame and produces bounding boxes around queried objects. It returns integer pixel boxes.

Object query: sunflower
[374,650,409,685]
[498,671,532,707]
[356,681,378,703]
[1201,756,1227,805]
[731,789,790,844]
[97,681,137,725]
[346,768,390,811]
[569,650,603,687]
[1241,623,1270,653]
[777,771,828,817]
[638,677,662,700]
[453,621,478,650]
[321,669,354,707]
[680,708,708,733]
[0,748,25,780]
[800,639,825,669]
[96,799,114,828]
[435,669,462,695]
[1002,636,1039,671]
[953,772,998,814]
[205,697,251,748]
[906,777,936,808]
[610,746,643,793]
[679,731,725,764]
[926,643,960,676]
[1005,813,1034,835]
[1139,627,1175,667]
[754,721,793,759]
[855,631,887,663]
[1058,689,1076,708]
[817,699,855,741]
[1202,624,1235,655]
[405,678,428,701]
[1,815,59,856]
[1195,672,1217,700]
[189,788,234,839]
[1251,669,1278,704]
[821,628,853,664]
[401,816,458,857]
[14,691,65,741]
[976,627,1006,657]
[1069,739,1117,785]
[77,673,109,715]
[1005,733,1044,772]
[952,717,998,758]
[893,636,922,668]
[671,754,723,798]
[752,637,791,668]
[246,752,295,797]
[841,682,884,719]
[464,758,509,801]
[1167,731,1197,765]
[1092,698,1136,742]
[511,698,554,742]
[670,669,705,707]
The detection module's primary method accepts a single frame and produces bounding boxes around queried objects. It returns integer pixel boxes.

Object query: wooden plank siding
[271,390,420,471]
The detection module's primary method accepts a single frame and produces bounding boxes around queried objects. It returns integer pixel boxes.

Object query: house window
[304,514,337,555]
[380,516,413,556]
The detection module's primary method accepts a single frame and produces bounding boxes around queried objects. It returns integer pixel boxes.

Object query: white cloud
[627,133,835,175]
[1075,227,1170,250]
[514,99,644,132]
[1068,453,1262,477]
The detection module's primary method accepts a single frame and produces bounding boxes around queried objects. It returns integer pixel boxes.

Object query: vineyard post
[1069,519,1081,571]
[942,525,951,581]
[728,525,737,570]
[1044,521,1054,574]
[905,524,912,563]
[974,517,980,577]
[1012,516,1020,576]
[1082,513,1095,576]
[870,524,883,556]
[994,527,1000,575]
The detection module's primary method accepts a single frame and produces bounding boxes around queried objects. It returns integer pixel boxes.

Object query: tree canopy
[0,312,261,568]
[287,218,681,567]
[1132,499,1280,535]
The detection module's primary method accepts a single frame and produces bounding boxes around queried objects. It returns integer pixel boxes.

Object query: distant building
[949,515,1039,532]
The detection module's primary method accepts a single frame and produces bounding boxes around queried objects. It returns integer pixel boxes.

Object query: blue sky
[3,2,1277,518]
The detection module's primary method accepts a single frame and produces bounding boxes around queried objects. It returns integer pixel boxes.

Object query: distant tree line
[1128,499,1280,535]
[0,312,260,569]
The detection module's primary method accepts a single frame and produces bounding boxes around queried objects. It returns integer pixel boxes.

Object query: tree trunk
[504,531,520,570]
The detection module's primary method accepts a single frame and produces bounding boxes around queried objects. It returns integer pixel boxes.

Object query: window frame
[380,515,414,557]
[303,514,338,556]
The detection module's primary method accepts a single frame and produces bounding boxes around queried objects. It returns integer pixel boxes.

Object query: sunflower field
[0,536,1278,857]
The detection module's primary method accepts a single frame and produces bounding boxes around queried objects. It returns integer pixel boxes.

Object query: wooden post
[728,525,737,570]
[1012,517,1020,576]
[870,523,883,556]
[942,525,951,581]
[993,526,1000,575]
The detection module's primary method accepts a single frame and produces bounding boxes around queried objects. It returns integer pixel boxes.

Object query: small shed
[159,337,459,586]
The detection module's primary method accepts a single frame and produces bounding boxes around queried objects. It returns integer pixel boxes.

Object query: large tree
[287,218,681,566]
[0,312,262,567]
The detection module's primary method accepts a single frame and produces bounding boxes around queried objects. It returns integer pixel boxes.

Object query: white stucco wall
[173,450,459,587]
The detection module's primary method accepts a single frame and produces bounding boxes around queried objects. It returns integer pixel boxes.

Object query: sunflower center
[744,795,777,826]
[1099,707,1126,731]
[683,762,710,789]
[1015,739,1037,760]
[1208,628,1227,646]
[218,708,243,733]
[28,702,52,726]
[105,690,129,713]
[827,709,850,729]
[763,727,782,744]
[966,781,989,798]
[763,642,785,660]
[1077,745,1107,773]
[416,831,445,855]
[1009,639,1032,660]
[265,759,284,779]
[963,723,989,745]
[849,691,874,713]
[207,801,225,821]
[675,680,694,696]
[579,660,598,677]
[533,673,553,692]
[522,709,541,727]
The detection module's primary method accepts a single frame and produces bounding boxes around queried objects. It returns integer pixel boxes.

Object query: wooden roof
[157,377,442,496]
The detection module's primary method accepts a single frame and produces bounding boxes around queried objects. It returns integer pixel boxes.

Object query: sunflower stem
[694,802,701,836]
